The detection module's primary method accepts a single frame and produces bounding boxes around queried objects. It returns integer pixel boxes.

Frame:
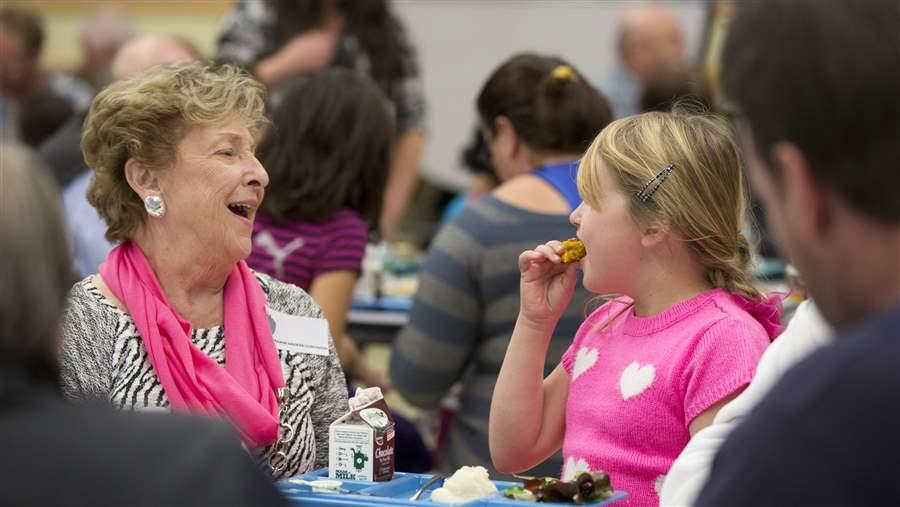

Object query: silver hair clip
[635,164,675,203]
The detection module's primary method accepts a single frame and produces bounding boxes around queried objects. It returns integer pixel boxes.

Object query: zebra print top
[59,271,349,479]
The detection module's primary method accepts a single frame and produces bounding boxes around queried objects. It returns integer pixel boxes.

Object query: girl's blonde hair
[578,105,760,299]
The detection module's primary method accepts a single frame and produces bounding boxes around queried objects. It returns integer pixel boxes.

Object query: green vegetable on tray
[503,486,537,502]
[502,471,614,505]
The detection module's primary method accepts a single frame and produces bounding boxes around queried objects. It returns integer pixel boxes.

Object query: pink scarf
[100,242,285,447]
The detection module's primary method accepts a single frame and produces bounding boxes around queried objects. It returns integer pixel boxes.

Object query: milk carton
[328,387,395,482]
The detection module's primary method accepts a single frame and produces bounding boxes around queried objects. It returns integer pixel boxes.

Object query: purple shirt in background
[248,209,368,291]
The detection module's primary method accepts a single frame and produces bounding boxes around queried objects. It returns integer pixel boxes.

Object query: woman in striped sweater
[390,53,613,478]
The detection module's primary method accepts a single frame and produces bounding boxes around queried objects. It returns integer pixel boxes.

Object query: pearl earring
[143,195,165,217]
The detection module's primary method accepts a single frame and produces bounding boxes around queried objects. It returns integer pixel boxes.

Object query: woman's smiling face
[155,116,268,263]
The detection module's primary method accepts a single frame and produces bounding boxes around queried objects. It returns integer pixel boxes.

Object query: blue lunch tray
[278,468,627,506]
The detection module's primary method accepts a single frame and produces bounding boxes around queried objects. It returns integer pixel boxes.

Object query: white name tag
[268,308,330,356]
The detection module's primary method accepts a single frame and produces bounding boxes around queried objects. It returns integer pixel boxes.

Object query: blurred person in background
[248,68,394,391]
[696,0,900,504]
[0,142,287,507]
[249,69,433,473]
[74,8,134,90]
[604,1,687,118]
[59,34,202,278]
[108,35,203,84]
[438,127,500,225]
[390,53,612,478]
[0,7,92,153]
[60,62,347,479]
[216,0,426,241]
[639,61,711,114]
[17,88,74,148]
[41,35,202,184]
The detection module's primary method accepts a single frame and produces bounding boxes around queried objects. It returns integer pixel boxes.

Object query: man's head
[0,7,43,97]
[78,9,134,85]
[723,0,900,327]
[110,35,203,82]
[0,143,75,384]
[617,3,686,84]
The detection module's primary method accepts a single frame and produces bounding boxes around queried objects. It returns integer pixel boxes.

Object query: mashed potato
[430,466,498,504]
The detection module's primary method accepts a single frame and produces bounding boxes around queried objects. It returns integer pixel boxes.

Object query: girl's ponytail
[706,233,760,300]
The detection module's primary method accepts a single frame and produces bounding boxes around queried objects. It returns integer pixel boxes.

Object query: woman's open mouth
[227,203,252,219]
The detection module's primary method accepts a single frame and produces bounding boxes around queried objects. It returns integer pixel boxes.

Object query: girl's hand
[517,241,579,330]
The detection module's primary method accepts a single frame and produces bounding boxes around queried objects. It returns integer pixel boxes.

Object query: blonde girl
[490,107,783,506]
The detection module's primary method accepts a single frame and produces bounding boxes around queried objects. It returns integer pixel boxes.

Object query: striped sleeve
[390,206,485,409]
[59,278,118,400]
[215,0,276,66]
[312,213,368,280]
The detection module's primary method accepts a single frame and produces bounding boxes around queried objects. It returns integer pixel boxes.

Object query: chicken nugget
[560,238,585,264]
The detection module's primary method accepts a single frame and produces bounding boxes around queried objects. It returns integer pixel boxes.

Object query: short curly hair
[81,62,266,243]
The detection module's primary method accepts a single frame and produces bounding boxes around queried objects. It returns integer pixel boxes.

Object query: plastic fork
[289,479,347,494]
[409,474,446,501]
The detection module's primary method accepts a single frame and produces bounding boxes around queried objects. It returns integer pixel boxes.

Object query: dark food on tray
[502,471,614,504]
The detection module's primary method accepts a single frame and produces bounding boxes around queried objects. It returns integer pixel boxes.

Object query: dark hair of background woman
[460,127,497,185]
[272,0,414,86]
[477,52,613,155]
[258,68,394,228]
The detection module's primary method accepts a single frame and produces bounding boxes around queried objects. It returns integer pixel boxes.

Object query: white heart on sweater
[571,347,599,381]
[619,361,655,400]
[562,456,591,481]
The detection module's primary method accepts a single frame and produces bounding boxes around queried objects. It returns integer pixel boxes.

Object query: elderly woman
[60,62,348,478]
[1,142,288,507]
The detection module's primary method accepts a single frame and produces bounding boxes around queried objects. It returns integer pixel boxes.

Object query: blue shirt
[532,160,582,211]
[62,171,113,276]
[441,160,582,225]
[602,66,641,119]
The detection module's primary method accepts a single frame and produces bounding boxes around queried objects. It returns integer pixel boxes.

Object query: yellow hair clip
[551,65,578,82]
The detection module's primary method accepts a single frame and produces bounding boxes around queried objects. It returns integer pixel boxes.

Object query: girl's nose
[569,202,583,227]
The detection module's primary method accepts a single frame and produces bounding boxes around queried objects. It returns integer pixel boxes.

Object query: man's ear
[771,142,831,237]
[124,158,160,198]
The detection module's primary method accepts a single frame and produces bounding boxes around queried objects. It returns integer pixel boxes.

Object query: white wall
[394,0,707,191]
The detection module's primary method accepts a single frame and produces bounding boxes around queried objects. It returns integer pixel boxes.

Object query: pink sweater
[560,289,771,506]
